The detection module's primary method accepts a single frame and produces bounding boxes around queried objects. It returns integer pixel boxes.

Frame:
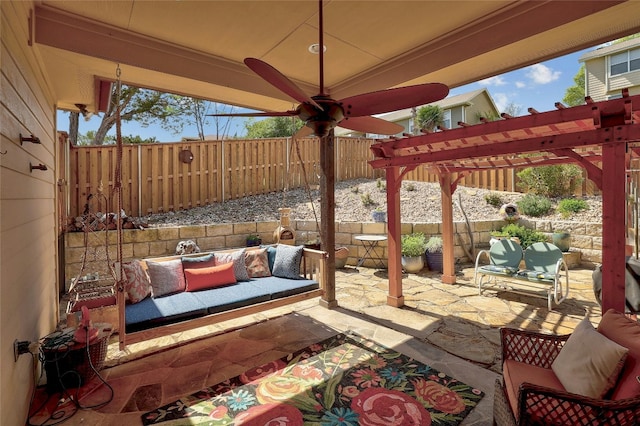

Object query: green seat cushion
[516,270,556,282]
[478,265,518,276]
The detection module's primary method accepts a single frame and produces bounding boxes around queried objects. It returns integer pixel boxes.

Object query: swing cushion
[272,245,304,279]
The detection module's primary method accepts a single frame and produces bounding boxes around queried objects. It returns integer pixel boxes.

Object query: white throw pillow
[551,316,628,398]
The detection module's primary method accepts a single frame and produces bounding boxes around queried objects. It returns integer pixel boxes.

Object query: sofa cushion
[552,316,628,398]
[272,244,303,279]
[191,281,272,314]
[181,253,216,269]
[125,292,207,331]
[253,276,319,299]
[122,260,151,303]
[245,248,271,278]
[184,263,237,291]
[146,258,187,297]
[215,249,250,281]
[263,245,277,272]
[503,359,565,419]
[597,309,640,400]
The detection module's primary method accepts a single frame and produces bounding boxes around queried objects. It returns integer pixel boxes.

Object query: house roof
[579,36,640,62]
[33,1,640,115]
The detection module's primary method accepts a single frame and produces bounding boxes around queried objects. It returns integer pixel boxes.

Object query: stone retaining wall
[64,219,602,288]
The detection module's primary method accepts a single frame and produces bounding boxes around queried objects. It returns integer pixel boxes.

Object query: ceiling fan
[210,0,449,138]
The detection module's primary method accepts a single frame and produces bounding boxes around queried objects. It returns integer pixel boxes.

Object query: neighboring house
[580,37,640,101]
[336,88,501,138]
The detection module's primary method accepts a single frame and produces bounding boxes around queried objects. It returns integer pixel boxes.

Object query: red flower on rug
[351,387,432,425]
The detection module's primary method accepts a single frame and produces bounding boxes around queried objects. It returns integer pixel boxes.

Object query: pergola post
[600,139,627,313]
[319,131,337,308]
[386,166,404,307]
[438,172,456,284]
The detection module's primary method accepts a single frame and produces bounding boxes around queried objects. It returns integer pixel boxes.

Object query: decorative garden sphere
[499,203,520,222]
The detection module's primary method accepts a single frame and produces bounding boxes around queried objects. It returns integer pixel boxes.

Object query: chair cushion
[597,309,640,400]
[478,264,518,276]
[515,270,556,282]
[503,359,565,418]
[552,316,628,398]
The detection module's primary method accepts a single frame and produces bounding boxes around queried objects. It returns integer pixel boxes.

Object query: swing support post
[319,131,337,308]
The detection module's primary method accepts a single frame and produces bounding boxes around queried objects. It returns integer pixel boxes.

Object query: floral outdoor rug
[141,332,484,425]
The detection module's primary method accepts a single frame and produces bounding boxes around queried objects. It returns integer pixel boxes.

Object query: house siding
[584,58,608,101]
[609,70,640,94]
[1,1,59,424]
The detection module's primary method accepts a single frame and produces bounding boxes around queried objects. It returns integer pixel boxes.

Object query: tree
[502,102,522,117]
[415,105,445,132]
[160,97,235,140]
[562,65,585,107]
[244,116,304,138]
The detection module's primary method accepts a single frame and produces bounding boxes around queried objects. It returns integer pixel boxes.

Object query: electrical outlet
[13,340,30,362]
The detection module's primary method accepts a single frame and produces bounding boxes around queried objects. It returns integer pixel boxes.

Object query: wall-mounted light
[75,104,94,121]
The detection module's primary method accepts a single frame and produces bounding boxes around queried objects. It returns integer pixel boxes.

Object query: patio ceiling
[33,1,640,115]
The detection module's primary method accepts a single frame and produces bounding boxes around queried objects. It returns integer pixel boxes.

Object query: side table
[355,235,388,269]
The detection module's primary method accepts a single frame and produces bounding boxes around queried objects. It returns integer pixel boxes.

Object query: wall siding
[1,1,59,424]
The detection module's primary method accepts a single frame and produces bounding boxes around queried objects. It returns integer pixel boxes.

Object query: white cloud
[515,81,526,89]
[526,64,561,84]
[492,93,509,111]
[478,76,507,86]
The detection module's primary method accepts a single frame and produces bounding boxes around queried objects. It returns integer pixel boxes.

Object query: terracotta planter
[335,247,349,269]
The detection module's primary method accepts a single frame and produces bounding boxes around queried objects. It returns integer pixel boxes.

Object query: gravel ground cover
[142,179,602,227]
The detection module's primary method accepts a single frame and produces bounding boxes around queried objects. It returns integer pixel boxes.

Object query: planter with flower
[424,236,443,272]
[401,233,427,273]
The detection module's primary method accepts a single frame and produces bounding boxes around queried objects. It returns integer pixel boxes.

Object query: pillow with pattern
[272,244,303,279]
[122,260,151,303]
[181,253,215,270]
[214,249,249,281]
[146,258,186,298]
[245,248,271,278]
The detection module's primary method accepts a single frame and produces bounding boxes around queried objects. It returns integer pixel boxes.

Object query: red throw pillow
[184,262,237,291]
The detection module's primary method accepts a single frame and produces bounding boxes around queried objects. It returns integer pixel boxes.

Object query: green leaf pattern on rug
[141,333,484,425]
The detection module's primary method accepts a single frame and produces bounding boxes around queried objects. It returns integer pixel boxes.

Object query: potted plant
[246,233,262,247]
[401,232,426,273]
[371,207,387,223]
[424,236,443,272]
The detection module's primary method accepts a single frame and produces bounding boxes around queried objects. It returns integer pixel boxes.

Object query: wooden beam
[319,131,337,308]
[386,167,404,307]
[438,171,456,284]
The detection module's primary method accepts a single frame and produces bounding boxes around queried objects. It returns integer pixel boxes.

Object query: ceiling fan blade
[244,58,322,110]
[339,83,449,117]
[339,116,404,135]
[294,126,314,139]
[207,111,297,117]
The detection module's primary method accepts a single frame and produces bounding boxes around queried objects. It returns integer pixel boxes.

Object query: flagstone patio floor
[33,263,599,425]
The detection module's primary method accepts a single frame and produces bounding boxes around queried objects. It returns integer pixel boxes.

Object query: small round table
[355,235,388,269]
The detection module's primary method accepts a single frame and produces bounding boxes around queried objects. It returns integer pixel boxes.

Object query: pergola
[367,90,640,314]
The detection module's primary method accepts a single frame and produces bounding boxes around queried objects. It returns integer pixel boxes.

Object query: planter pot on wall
[552,232,571,252]
[401,255,424,273]
[372,211,387,223]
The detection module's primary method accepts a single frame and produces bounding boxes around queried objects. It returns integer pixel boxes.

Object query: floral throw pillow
[122,260,151,303]
[214,249,249,281]
[245,248,271,278]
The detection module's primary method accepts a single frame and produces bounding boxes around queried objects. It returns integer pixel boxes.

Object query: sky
[57,47,592,142]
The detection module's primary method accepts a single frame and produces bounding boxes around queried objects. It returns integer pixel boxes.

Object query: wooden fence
[65,135,597,218]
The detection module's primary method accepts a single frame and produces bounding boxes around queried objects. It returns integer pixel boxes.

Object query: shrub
[401,233,427,257]
[499,223,548,249]
[484,193,503,208]
[516,164,583,197]
[517,194,552,217]
[425,236,443,253]
[350,186,360,194]
[404,182,416,192]
[376,178,386,191]
[557,198,588,218]
[360,192,374,207]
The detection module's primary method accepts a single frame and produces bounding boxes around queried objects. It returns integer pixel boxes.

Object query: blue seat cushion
[125,292,207,332]
[253,276,319,299]
[192,281,272,314]
[478,265,518,276]
[516,270,556,282]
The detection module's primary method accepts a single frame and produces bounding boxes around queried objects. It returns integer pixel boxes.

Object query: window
[610,47,640,76]
[442,110,451,129]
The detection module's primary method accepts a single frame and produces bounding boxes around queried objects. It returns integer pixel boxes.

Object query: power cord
[26,327,114,425]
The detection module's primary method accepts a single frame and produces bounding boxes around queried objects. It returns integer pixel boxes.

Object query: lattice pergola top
[369,90,640,190]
